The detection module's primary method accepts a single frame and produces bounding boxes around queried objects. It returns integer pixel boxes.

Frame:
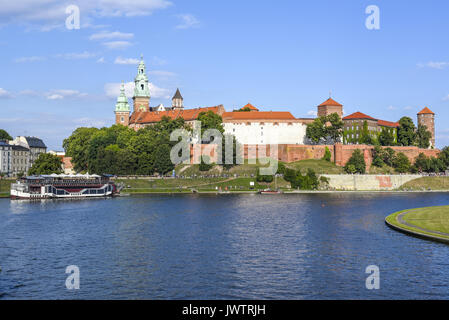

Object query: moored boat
[10,173,118,200]
[259,188,283,194]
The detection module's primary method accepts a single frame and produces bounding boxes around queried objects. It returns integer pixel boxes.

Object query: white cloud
[149,70,177,77]
[89,31,134,41]
[417,61,449,69]
[443,95,449,101]
[102,41,133,50]
[387,105,396,110]
[404,106,413,110]
[114,56,140,65]
[105,81,170,99]
[45,89,88,100]
[14,56,46,63]
[96,57,105,63]
[54,51,98,60]
[0,88,13,99]
[175,14,200,29]
[307,110,317,117]
[73,117,107,127]
[0,0,172,29]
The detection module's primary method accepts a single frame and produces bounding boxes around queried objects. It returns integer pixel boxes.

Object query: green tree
[379,128,395,146]
[197,111,224,134]
[63,127,99,172]
[0,129,12,141]
[344,149,366,174]
[360,121,374,145]
[221,134,241,170]
[393,152,411,173]
[153,144,174,175]
[306,113,343,144]
[416,124,432,149]
[397,117,416,146]
[383,148,396,167]
[325,113,344,143]
[199,156,213,172]
[438,147,449,168]
[306,117,326,144]
[28,153,63,175]
[322,146,332,162]
[413,153,430,173]
[372,146,385,167]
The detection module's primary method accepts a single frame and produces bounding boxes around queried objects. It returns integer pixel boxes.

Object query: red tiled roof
[130,105,225,124]
[378,120,399,128]
[343,111,376,121]
[223,111,296,121]
[240,103,259,111]
[417,107,434,115]
[318,98,343,107]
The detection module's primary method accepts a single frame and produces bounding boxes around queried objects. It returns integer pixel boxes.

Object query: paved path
[396,210,449,238]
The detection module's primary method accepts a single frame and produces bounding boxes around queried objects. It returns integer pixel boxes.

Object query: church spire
[133,55,150,112]
[115,81,130,126]
[172,88,184,110]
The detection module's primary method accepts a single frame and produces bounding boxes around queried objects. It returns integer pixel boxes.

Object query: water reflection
[1,193,449,299]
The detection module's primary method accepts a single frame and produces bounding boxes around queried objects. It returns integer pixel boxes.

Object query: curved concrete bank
[385,207,449,244]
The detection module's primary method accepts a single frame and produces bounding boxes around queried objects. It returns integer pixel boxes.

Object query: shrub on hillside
[393,152,411,173]
[344,150,366,174]
[322,147,332,162]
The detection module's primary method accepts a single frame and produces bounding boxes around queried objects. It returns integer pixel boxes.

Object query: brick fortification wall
[190,143,439,168]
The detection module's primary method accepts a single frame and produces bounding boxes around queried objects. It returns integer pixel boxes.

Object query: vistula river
[0,193,449,300]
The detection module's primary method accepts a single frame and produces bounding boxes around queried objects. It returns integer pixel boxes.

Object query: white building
[222,104,308,145]
[10,136,47,167]
[0,141,12,175]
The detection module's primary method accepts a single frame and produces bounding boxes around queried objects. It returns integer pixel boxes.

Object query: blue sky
[0,0,448,149]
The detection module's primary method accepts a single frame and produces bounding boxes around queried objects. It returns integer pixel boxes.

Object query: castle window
[141,84,144,90]
[121,116,124,122]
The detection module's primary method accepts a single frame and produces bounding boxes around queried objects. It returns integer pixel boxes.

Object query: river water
[0,193,449,300]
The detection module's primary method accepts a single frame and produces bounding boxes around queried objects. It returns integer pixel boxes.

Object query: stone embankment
[321,174,422,191]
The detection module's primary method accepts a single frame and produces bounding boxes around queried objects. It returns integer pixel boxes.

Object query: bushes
[344,150,366,174]
[322,147,332,162]
[283,168,319,190]
[412,153,446,173]
[393,152,410,173]
[256,171,274,183]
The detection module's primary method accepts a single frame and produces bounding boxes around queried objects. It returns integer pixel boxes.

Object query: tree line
[306,114,433,148]
[344,146,449,174]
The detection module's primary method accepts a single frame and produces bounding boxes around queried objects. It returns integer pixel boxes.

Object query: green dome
[115,82,130,112]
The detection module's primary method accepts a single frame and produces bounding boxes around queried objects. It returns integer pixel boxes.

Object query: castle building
[0,141,11,175]
[317,98,343,119]
[114,56,225,130]
[417,107,435,147]
[222,103,307,145]
[342,112,399,145]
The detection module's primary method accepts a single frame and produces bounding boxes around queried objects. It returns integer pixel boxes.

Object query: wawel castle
[114,57,436,148]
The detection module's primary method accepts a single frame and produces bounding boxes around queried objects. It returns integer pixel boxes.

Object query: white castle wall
[223,122,307,145]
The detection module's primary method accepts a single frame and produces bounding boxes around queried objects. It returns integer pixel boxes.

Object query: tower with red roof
[417,107,435,147]
[317,98,343,119]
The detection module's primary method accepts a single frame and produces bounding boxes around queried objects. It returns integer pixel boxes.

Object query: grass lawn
[286,159,344,174]
[368,165,396,174]
[386,206,449,241]
[399,177,449,191]
[0,179,12,195]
